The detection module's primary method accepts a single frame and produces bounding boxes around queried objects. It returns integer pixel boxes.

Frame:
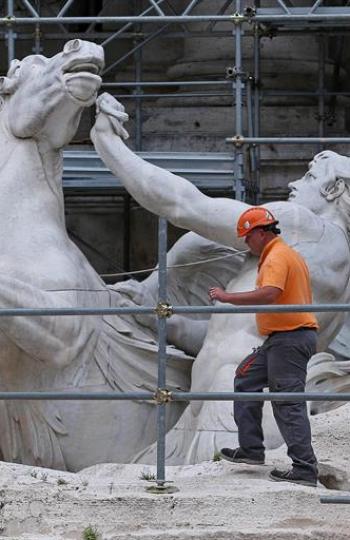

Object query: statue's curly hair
[312,150,350,234]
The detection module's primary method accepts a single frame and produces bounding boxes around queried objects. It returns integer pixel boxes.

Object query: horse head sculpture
[1,39,103,147]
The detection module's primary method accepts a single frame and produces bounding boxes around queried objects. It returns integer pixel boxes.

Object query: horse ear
[0,76,18,95]
[7,59,21,77]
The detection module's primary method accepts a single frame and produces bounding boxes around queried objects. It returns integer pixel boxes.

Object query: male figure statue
[91,93,350,464]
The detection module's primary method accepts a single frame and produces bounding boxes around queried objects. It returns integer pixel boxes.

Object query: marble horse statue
[0,40,216,471]
[1,39,350,470]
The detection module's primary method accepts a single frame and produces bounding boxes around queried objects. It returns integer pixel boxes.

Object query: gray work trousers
[234,328,318,481]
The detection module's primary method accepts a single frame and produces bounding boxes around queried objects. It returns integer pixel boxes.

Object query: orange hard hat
[237,207,278,237]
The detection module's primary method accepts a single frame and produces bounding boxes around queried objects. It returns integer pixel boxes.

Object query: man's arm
[209,286,282,305]
[91,93,249,249]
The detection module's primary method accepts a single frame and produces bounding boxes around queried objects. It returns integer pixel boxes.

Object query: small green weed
[82,525,100,540]
[57,477,68,486]
[213,451,222,462]
[139,469,156,481]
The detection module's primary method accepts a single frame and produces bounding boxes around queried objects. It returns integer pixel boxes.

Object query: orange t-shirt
[256,237,318,336]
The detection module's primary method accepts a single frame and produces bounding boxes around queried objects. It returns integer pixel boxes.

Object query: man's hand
[209,285,282,305]
[209,287,228,303]
[93,93,130,140]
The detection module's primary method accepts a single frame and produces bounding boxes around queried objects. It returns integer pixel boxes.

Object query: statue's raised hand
[94,92,129,140]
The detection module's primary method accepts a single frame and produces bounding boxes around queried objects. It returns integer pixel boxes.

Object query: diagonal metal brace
[154,302,173,318]
[153,388,173,404]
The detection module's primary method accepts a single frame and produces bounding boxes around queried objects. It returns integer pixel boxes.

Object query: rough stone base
[0,404,348,539]
[0,459,348,540]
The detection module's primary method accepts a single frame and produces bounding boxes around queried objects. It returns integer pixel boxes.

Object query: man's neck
[261,232,277,251]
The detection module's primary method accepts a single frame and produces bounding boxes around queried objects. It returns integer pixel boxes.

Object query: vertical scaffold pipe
[7,0,15,67]
[233,0,245,201]
[134,0,143,151]
[253,21,261,202]
[156,217,168,486]
[318,35,325,152]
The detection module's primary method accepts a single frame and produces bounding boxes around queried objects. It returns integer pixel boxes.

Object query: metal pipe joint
[153,388,173,404]
[154,302,173,318]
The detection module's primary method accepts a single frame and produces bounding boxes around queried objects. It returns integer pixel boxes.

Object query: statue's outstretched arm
[91,93,249,249]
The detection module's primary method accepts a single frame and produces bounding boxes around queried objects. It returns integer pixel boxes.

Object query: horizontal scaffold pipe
[0,392,154,400]
[226,137,350,145]
[0,391,348,402]
[0,16,245,25]
[0,304,349,317]
[256,14,350,23]
[172,304,350,314]
[0,307,155,317]
[103,81,231,87]
[171,392,350,402]
[115,92,231,99]
[320,497,350,504]
[3,10,350,25]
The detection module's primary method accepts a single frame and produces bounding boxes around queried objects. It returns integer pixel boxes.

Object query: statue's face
[288,158,331,215]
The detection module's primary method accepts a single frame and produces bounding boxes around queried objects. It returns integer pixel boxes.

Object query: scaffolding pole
[156,217,168,487]
[232,0,245,201]
[317,35,325,152]
[226,137,350,146]
[6,0,15,65]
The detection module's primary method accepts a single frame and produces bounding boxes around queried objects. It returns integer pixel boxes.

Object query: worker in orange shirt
[209,207,318,487]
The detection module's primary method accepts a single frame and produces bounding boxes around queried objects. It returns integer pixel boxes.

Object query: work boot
[219,447,265,465]
[269,468,317,487]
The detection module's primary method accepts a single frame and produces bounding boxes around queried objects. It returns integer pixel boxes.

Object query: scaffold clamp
[154,388,173,404]
[4,15,16,26]
[154,302,173,318]
[225,66,247,81]
[230,135,245,148]
[244,6,256,21]
[230,11,246,25]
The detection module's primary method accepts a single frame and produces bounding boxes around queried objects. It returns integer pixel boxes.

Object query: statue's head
[0,39,104,148]
[288,150,350,226]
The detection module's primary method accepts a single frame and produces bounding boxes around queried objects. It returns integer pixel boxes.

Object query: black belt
[269,327,317,337]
